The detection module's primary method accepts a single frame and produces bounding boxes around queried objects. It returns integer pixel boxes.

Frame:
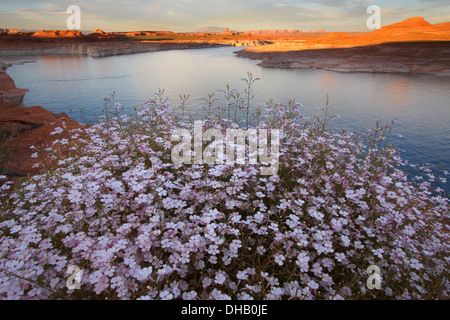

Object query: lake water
[6,47,450,192]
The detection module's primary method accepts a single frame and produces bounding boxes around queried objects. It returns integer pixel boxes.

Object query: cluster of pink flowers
[0,93,448,300]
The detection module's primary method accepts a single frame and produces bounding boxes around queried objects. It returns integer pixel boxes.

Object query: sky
[0,0,449,32]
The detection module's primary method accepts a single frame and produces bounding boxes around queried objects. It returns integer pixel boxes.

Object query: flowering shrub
[0,86,448,300]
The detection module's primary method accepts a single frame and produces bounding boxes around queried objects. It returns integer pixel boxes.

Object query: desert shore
[235,17,450,76]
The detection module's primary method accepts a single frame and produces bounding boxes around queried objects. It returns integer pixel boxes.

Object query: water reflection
[389,77,410,101]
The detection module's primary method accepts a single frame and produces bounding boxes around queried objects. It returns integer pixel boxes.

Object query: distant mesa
[0,28,22,34]
[28,29,183,39]
[191,27,314,36]
[188,27,239,36]
[118,30,178,36]
[86,29,122,39]
[32,30,84,38]
[240,29,327,35]
[242,29,304,35]
[194,26,227,33]
[125,31,149,36]
[219,28,238,35]
[0,28,32,36]
[89,29,106,35]
[370,16,440,36]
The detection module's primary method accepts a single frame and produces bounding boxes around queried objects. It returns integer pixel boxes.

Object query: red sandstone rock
[90,29,106,35]
[32,30,84,38]
[0,69,84,177]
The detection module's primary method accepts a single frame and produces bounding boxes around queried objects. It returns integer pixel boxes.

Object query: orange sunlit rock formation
[32,30,84,38]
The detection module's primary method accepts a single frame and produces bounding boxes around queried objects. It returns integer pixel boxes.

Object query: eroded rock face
[0,65,84,177]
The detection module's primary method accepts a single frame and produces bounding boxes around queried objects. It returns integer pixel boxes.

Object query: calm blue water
[6,47,450,193]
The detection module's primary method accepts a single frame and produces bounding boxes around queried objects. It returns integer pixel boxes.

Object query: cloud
[16,7,66,15]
